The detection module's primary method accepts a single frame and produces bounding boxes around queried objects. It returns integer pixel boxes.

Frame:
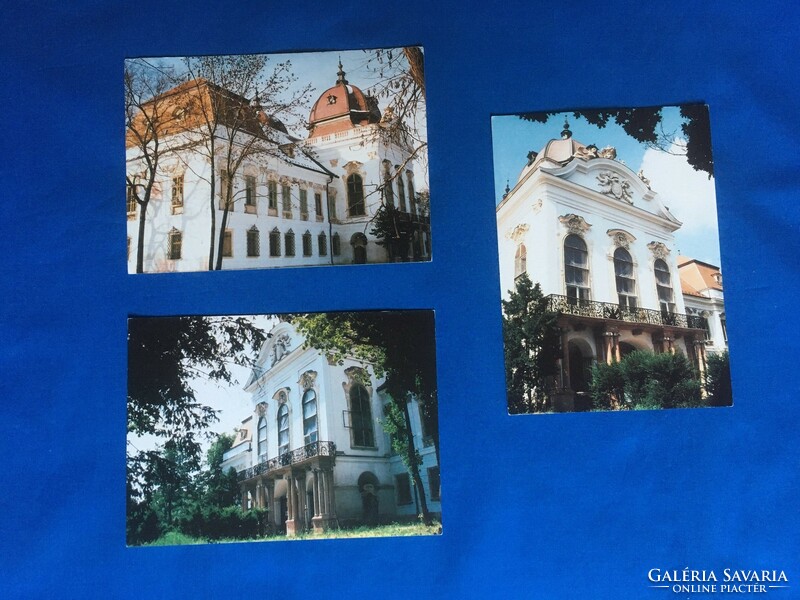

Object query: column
[256,479,264,509]
[614,333,621,363]
[240,484,248,511]
[311,470,320,518]
[561,329,571,391]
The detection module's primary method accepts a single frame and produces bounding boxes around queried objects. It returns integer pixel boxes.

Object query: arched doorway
[357,471,380,525]
[568,339,594,411]
[351,232,367,264]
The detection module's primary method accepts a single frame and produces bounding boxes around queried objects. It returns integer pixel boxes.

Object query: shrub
[705,351,732,407]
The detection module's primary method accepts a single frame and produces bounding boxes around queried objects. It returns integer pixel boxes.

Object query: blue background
[1,1,798,597]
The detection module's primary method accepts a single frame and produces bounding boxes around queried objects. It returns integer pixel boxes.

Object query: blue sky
[491,107,722,266]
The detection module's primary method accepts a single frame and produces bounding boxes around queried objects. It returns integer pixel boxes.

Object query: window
[349,384,374,447]
[564,234,589,303]
[720,314,727,343]
[269,228,281,257]
[427,466,440,501]
[127,236,131,260]
[407,172,416,215]
[221,230,233,257]
[614,247,637,310]
[257,417,267,461]
[277,403,289,456]
[318,232,327,256]
[347,174,365,216]
[395,473,412,505]
[332,232,341,256]
[245,175,256,211]
[302,389,318,445]
[514,244,527,279]
[302,230,312,257]
[126,184,137,218]
[327,192,337,220]
[397,173,406,211]
[282,183,291,215]
[268,180,277,210]
[314,192,323,219]
[299,188,308,219]
[247,226,260,257]
[171,175,184,214]
[383,162,394,207]
[219,170,231,210]
[654,259,675,314]
[168,229,182,260]
[285,229,295,257]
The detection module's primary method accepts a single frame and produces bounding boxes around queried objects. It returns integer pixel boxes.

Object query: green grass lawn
[142,521,442,546]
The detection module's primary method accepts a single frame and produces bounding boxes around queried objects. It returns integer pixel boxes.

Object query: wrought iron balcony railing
[545,294,706,330]
[237,440,336,482]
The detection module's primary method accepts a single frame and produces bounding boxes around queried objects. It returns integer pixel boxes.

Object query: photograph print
[125,47,430,273]
[127,310,440,546]
[494,105,732,414]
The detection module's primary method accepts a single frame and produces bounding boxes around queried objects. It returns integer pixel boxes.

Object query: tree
[291,311,438,525]
[180,55,313,270]
[590,350,703,410]
[704,351,732,407]
[124,59,177,273]
[200,433,240,509]
[502,274,561,413]
[519,104,714,177]
[127,316,266,517]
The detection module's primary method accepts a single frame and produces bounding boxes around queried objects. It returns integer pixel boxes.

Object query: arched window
[257,416,267,460]
[302,230,312,257]
[247,226,260,257]
[168,228,182,260]
[318,232,327,256]
[614,247,637,310]
[397,173,406,211]
[383,162,394,207]
[351,232,368,265]
[347,174,365,216]
[284,229,295,257]
[269,228,281,257]
[349,385,374,447]
[277,403,290,456]
[654,259,675,314]
[514,244,527,279]
[564,234,589,303]
[302,389,318,445]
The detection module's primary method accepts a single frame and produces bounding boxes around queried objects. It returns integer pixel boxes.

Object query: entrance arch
[567,339,594,411]
[351,233,367,264]
[357,471,380,525]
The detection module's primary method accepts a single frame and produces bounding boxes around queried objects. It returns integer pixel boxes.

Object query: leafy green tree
[590,350,703,410]
[704,351,732,407]
[501,274,561,413]
[200,433,240,509]
[292,311,438,525]
[520,105,714,177]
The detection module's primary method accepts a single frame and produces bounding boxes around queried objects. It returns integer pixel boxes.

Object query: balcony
[237,440,336,482]
[545,294,706,330]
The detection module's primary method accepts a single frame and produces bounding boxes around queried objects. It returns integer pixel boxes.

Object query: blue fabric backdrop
[1,1,798,597]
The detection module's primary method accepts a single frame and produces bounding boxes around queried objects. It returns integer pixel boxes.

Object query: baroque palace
[126,62,430,273]
[497,122,726,411]
[220,319,440,535]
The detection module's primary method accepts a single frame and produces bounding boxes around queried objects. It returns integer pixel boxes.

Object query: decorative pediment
[596,171,632,203]
[647,241,671,259]
[343,366,371,388]
[299,370,317,390]
[559,213,592,235]
[272,387,290,404]
[607,229,637,249]
[255,401,267,417]
[505,223,529,243]
[269,333,292,366]
[342,161,363,175]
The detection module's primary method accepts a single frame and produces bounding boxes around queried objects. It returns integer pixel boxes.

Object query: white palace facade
[126,63,430,273]
[497,122,725,411]
[220,319,440,535]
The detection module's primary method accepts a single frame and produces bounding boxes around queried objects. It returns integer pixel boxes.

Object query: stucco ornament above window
[505,223,529,243]
[558,213,592,235]
[596,171,633,203]
[299,370,318,390]
[255,401,267,416]
[270,333,292,366]
[607,229,637,249]
[647,241,671,259]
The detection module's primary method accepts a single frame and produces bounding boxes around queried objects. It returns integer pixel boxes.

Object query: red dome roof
[307,62,380,137]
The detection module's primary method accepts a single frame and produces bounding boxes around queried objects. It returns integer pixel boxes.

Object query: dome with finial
[514,120,592,184]
[307,60,381,137]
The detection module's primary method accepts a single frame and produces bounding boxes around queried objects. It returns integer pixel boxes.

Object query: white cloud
[639,142,718,233]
